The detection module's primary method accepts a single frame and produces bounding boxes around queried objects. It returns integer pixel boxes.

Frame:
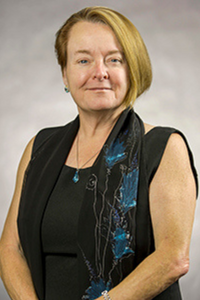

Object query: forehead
[67,21,122,53]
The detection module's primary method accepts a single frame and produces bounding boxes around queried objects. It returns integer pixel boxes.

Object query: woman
[0,6,198,300]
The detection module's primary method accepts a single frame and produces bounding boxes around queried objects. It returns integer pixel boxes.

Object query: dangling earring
[64,86,70,93]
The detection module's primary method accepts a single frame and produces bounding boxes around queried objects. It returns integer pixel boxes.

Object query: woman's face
[63,21,129,114]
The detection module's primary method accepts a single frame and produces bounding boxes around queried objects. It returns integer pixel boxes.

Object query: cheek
[68,71,88,90]
[116,71,129,93]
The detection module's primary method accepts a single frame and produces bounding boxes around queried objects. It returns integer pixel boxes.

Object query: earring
[64,86,70,93]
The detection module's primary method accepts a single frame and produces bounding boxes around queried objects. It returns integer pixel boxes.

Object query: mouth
[87,87,112,91]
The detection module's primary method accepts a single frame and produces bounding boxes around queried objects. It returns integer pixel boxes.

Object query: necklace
[72,134,101,183]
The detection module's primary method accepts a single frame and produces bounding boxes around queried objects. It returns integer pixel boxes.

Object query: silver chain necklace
[72,134,101,183]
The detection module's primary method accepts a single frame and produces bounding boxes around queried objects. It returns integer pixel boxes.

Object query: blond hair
[55,6,152,107]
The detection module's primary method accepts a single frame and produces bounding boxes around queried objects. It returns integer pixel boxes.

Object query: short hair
[55,6,152,107]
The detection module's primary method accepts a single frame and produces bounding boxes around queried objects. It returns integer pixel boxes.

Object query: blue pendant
[73,170,79,183]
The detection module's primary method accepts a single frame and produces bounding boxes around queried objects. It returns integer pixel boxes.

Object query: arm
[0,137,38,300]
[98,133,197,300]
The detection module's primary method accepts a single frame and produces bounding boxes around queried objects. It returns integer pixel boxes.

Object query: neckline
[65,109,149,170]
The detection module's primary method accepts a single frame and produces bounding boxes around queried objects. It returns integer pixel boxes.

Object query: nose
[92,61,109,81]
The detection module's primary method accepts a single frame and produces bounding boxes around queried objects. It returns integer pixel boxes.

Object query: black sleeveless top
[42,166,91,300]
[40,127,197,300]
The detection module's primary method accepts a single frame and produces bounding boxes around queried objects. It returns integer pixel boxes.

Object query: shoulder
[143,122,187,153]
[157,133,192,174]
[32,120,76,155]
[157,133,198,192]
[143,122,194,163]
[163,133,189,160]
[31,126,62,157]
[141,123,198,195]
[142,123,177,183]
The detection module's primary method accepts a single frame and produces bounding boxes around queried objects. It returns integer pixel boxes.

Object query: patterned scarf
[77,108,144,299]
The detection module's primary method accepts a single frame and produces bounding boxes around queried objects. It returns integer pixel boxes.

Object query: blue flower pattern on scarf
[112,227,134,260]
[83,278,112,300]
[119,168,138,214]
[105,139,127,169]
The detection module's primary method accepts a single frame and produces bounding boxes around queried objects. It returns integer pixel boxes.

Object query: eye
[78,59,88,64]
[108,57,123,64]
[111,58,121,63]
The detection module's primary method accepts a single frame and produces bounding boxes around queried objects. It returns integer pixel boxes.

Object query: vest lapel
[18,117,79,299]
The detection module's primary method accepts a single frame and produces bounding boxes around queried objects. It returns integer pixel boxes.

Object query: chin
[89,103,125,114]
[88,97,124,111]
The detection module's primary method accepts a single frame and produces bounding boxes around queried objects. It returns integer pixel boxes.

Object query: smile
[87,88,112,91]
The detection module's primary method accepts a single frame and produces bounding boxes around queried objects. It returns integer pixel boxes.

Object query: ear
[62,67,68,87]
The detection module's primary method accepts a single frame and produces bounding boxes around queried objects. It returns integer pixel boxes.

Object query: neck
[77,106,126,140]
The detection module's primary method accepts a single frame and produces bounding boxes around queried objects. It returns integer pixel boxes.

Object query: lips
[87,87,112,90]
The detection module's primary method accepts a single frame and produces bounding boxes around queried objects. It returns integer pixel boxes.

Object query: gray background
[0,0,199,299]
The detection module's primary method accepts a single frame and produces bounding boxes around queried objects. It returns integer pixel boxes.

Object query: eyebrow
[74,50,91,55]
[74,50,123,56]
